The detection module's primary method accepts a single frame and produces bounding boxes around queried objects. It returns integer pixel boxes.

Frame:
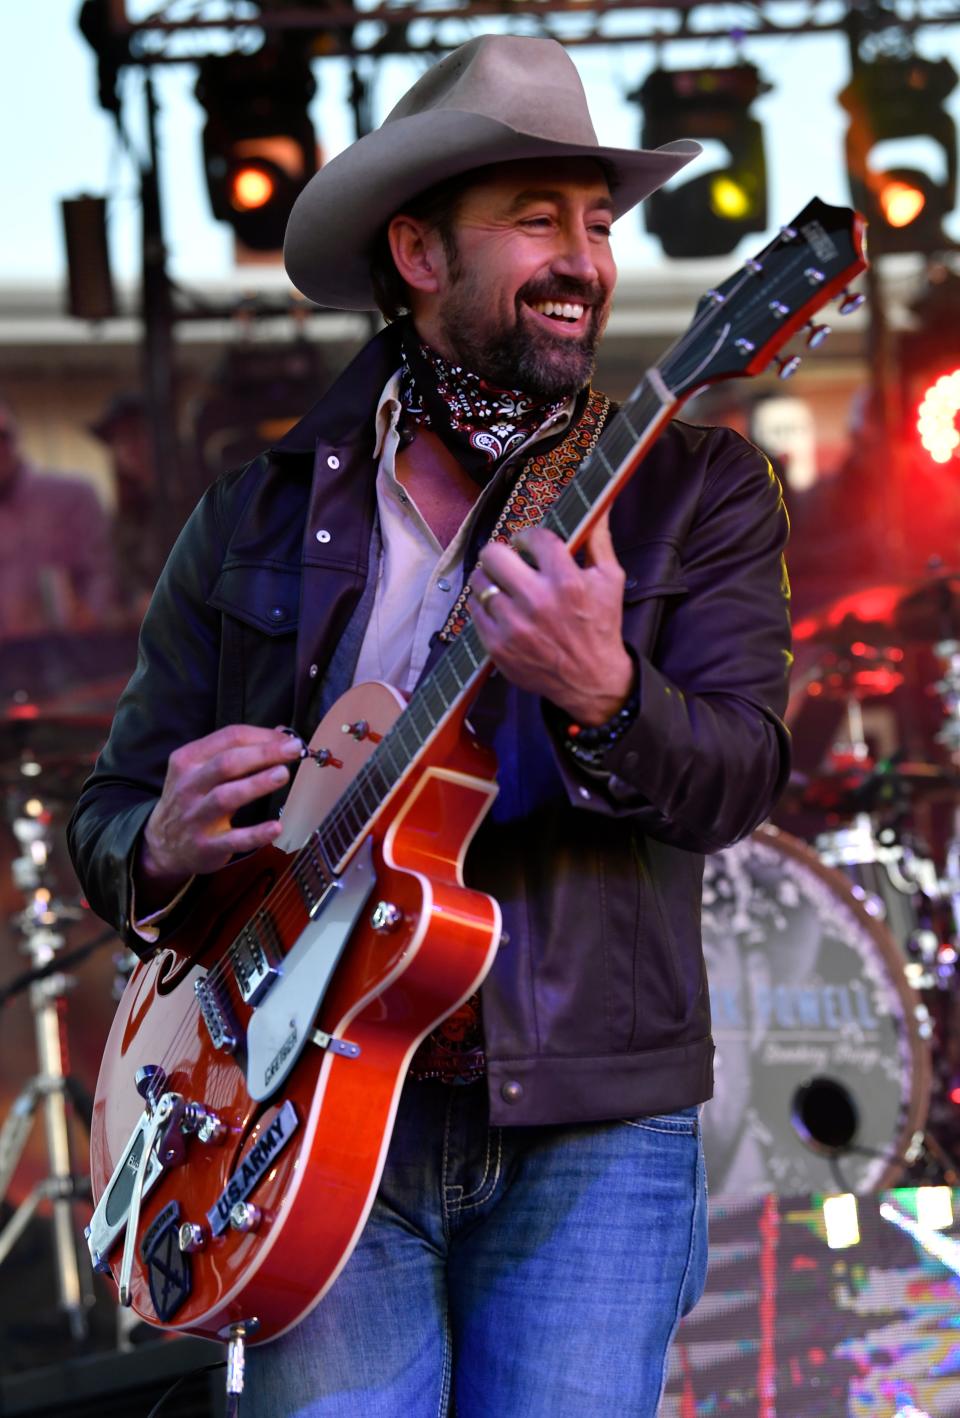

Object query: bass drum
[701,825,931,1196]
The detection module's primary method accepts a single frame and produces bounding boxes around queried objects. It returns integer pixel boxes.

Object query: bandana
[399,323,569,485]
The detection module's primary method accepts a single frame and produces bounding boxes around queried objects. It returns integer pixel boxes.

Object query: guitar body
[89,683,501,1343]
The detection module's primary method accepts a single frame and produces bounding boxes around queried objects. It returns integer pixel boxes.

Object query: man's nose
[551,225,601,284]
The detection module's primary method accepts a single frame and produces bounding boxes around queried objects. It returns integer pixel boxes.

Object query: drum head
[702,825,931,1195]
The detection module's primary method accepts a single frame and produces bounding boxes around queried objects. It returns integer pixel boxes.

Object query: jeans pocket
[621,1105,700,1136]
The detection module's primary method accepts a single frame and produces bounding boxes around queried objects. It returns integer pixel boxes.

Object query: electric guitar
[86,198,867,1344]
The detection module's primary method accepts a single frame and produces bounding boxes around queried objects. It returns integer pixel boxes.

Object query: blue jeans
[242,1079,707,1417]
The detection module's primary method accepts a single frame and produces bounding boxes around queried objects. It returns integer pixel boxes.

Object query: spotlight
[839,56,958,255]
[632,64,770,258]
[196,40,318,253]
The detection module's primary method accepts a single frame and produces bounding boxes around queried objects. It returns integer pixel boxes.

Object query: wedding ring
[477,584,502,609]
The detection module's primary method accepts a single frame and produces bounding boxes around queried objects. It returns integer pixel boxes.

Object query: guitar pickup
[232,917,281,1008]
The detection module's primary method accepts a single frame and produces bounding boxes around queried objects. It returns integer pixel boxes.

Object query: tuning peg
[838,289,865,315]
[805,322,831,349]
[774,354,802,380]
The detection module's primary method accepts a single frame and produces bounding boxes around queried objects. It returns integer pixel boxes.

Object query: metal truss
[117,0,960,62]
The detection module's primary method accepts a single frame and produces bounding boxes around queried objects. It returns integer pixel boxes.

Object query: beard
[435,272,609,400]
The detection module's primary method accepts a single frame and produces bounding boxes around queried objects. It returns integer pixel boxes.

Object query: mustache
[517,277,606,308]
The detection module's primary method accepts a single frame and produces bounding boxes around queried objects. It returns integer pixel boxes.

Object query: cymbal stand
[934,639,960,938]
[0,780,91,1342]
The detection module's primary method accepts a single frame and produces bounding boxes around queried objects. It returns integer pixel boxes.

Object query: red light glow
[230,166,276,212]
[917,369,960,465]
[879,179,926,228]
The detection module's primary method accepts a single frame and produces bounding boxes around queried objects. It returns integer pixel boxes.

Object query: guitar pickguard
[244,838,377,1102]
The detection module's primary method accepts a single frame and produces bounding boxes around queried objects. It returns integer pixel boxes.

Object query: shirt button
[327,454,340,470]
[308,663,319,679]
[316,529,331,544]
[500,1080,524,1104]
[578,786,591,800]
[437,578,451,592]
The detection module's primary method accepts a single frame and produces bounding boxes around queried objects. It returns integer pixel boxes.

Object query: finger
[200,818,285,866]
[189,738,302,795]
[582,510,623,570]
[171,724,295,773]
[195,762,293,824]
[512,526,571,574]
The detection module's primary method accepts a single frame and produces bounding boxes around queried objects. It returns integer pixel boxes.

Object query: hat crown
[385,36,599,146]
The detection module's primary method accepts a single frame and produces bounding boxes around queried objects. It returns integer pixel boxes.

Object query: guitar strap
[409,386,612,1085]
[436,387,612,643]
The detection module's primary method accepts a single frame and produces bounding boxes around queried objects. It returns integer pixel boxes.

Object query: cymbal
[1,676,124,774]
[793,574,960,647]
[783,759,960,816]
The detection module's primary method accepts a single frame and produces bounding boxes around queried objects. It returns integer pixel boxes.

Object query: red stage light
[916,368,960,464]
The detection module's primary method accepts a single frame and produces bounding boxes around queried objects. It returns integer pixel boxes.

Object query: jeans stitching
[436,1308,453,1418]
[441,1090,458,1236]
[457,1127,503,1212]
[655,1135,705,1410]
[621,1118,697,1136]
[456,1124,494,1204]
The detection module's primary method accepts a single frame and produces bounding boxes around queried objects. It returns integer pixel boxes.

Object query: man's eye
[521,216,554,229]
[590,223,612,238]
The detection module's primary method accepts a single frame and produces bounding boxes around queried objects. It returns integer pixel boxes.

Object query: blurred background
[3,2,960,1414]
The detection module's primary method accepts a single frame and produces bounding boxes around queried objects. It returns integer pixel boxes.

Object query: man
[0,399,115,641]
[88,391,168,618]
[68,35,791,1416]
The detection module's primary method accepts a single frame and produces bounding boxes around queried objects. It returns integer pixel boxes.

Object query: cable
[144,1359,226,1418]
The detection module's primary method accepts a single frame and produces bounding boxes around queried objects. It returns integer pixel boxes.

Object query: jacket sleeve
[66,478,236,949]
[548,429,792,852]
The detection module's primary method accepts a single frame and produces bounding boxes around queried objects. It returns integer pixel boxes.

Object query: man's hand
[136,725,304,906]
[470,511,634,726]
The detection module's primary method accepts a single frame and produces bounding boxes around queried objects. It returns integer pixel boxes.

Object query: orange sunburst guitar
[86,199,866,1344]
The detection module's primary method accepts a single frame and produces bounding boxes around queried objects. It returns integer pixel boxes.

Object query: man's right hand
[135,725,305,907]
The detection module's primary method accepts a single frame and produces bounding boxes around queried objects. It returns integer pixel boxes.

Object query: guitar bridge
[195,974,237,1053]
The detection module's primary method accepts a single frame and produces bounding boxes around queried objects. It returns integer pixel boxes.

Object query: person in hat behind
[69,34,791,1415]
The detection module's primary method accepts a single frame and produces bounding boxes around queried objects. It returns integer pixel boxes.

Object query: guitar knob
[775,355,802,380]
[341,719,370,741]
[230,1202,262,1234]
[311,747,334,766]
[178,1222,206,1253]
[838,289,865,315]
[134,1064,166,1105]
[371,901,403,933]
[805,322,831,349]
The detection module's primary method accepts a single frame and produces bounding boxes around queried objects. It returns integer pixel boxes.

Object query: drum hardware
[0,768,103,1343]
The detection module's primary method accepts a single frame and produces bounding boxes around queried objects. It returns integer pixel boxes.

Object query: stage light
[839,56,957,255]
[822,1193,860,1249]
[631,64,770,258]
[916,368,960,464]
[196,40,318,253]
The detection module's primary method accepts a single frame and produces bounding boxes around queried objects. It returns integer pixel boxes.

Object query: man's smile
[521,297,598,339]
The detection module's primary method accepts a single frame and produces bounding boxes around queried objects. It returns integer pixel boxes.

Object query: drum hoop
[743,823,932,1189]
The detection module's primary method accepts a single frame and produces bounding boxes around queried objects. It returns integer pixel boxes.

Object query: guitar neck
[309,368,679,876]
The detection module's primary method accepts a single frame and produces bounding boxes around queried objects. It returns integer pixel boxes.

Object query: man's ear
[387,215,442,296]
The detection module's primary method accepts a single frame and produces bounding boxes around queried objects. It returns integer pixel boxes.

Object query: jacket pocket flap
[207,564,301,635]
[622,542,689,603]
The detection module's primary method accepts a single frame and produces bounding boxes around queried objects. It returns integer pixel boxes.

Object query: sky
[2,1,960,288]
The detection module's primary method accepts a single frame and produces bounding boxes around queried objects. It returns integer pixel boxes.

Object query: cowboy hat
[284,34,700,311]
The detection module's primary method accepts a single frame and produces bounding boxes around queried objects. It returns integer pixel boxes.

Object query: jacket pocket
[629,832,687,1046]
[207,563,301,635]
[621,540,689,604]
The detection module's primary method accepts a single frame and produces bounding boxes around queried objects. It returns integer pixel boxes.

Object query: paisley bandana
[399,324,569,485]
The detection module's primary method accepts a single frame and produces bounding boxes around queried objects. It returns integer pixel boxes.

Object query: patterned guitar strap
[408,387,612,1084]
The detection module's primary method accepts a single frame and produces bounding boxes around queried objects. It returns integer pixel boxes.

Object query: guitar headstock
[661,198,868,398]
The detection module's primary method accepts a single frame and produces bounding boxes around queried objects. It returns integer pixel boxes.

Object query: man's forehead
[459,157,613,206]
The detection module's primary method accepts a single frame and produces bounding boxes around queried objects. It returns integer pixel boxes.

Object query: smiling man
[69,34,792,1417]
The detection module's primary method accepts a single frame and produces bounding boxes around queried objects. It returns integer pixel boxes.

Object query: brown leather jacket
[68,325,791,1126]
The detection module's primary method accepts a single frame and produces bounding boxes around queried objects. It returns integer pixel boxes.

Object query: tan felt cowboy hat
[284,34,700,311]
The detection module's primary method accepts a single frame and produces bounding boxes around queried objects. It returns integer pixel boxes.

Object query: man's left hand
[471,512,634,727]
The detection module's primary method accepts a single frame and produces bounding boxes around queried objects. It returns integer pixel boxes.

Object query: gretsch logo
[800,220,837,264]
[264,1021,298,1090]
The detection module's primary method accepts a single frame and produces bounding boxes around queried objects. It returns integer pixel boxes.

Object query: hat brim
[284,111,700,311]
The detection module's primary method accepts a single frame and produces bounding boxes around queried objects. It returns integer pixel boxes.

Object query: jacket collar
[270,323,405,458]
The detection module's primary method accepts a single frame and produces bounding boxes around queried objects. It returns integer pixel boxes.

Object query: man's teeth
[529,300,585,322]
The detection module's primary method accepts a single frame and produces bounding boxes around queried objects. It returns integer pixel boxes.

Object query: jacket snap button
[269,606,286,622]
[327,454,340,470]
[316,529,331,544]
[500,1080,523,1104]
[308,663,319,679]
